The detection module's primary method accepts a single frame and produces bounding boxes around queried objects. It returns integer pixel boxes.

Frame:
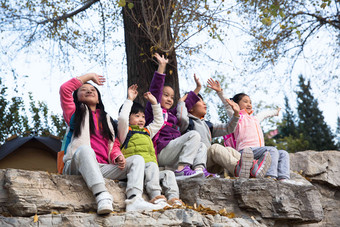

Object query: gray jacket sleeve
[176,101,189,133]
[211,90,239,137]
[217,90,234,119]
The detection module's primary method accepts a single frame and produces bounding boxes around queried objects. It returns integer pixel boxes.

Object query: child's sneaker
[125,195,160,212]
[250,151,271,178]
[96,191,113,215]
[234,147,254,178]
[168,197,183,207]
[150,195,170,209]
[174,165,204,180]
[279,179,304,186]
[202,168,219,178]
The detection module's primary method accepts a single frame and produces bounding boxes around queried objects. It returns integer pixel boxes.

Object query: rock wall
[0,150,339,226]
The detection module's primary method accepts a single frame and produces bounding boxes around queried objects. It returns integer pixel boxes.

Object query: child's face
[77,84,99,109]
[129,111,146,129]
[238,95,252,113]
[189,98,207,118]
[161,86,174,110]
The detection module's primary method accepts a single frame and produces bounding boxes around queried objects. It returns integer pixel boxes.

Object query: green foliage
[236,0,339,77]
[265,75,337,152]
[265,133,309,153]
[336,117,340,149]
[0,78,66,144]
[278,96,298,138]
[295,75,337,150]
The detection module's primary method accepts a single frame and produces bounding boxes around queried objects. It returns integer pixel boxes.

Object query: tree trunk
[122,1,179,106]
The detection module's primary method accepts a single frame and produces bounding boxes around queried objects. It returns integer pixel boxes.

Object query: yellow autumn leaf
[117,0,126,7]
[128,3,134,9]
[33,214,38,223]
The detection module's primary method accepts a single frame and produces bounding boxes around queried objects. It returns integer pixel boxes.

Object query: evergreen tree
[0,78,66,144]
[296,75,337,151]
[279,96,298,138]
[336,117,340,150]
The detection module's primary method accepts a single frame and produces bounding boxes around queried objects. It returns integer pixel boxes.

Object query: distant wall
[0,141,57,172]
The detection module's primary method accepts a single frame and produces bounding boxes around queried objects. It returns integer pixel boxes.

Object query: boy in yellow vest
[118,84,182,208]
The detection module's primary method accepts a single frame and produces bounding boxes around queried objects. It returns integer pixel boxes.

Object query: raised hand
[193,74,202,95]
[226,99,240,117]
[128,84,138,101]
[276,107,281,116]
[144,91,157,105]
[155,53,168,65]
[178,93,188,102]
[154,53,168,74]
[207,78,222,92]
[79,73,106,86]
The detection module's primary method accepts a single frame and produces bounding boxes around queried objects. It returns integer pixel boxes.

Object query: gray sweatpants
[159,170,179,201]
[144,162,162,200]
[63,145,145,198]
[157,131,207,169]
[249,146,290,179]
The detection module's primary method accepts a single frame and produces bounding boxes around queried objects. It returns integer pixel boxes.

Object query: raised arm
[155,53,168,74]
[176,99,189,133]
[77,73,106,86]
[118,84,138,144]
[257,108,280,122]
[146,54,168,125]
[207,78,236,118]
[144,92,164,138]
[60,73,106,124]
[193,74,202,95]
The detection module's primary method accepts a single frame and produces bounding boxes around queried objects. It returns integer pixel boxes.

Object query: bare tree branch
[37,0,100,25]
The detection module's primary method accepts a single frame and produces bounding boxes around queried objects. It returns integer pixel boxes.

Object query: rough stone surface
[290,150,340,187]
[0,210,266,227]
[0,150,339,226]
[2,169,126,216]
[177,176,322,226]
[290,150,340,227]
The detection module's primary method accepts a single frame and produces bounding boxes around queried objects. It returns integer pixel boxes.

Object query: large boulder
[290,150,340,227]
[178,177,322,226]
[0,150,339,226]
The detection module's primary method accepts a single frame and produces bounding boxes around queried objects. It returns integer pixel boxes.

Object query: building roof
[0,136,61,160]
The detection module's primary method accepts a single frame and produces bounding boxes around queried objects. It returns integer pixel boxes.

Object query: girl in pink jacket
[60,73,161,214]
[225,93,302,185]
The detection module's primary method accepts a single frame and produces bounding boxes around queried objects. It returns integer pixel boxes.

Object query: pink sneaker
[250,151,271,178]
[234,147,253,178]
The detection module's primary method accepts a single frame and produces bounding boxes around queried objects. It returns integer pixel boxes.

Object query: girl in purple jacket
[145,53,211,180]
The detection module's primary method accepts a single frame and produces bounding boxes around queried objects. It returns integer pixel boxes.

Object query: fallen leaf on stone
[33,214,38,223]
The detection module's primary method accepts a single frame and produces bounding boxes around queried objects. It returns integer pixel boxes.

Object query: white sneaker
[96,191,113,214]
[153,197,171,210]
[280,179,304,186]
[125,195,160,212]
[168,198,183,207]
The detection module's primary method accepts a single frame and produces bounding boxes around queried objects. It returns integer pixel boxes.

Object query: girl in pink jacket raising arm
[59,73,161,214]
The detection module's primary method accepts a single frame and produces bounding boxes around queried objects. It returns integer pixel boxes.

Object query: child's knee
[279,150,289,158]
[128,155,145,167]
[186,130,201,141]
[160,170,175,179]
